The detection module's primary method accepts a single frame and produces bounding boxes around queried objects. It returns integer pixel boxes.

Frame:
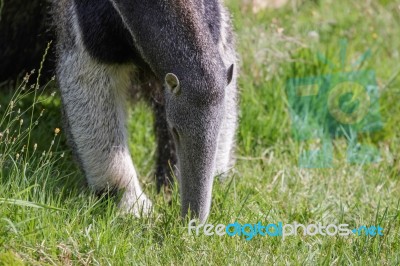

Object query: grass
[1,0,400,264]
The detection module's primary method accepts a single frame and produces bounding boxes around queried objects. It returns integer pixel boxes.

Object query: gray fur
[54,0,238,222]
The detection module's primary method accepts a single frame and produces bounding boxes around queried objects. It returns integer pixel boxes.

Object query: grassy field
[1,0,400,264]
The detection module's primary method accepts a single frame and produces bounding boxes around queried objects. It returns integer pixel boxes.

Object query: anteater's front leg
[57,42,152,216]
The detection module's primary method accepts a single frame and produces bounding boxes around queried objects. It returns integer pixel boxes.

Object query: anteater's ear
[227,64,234,85]
[165,73,181,95]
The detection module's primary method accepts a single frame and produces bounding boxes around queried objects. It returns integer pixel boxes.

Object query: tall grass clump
[0,70,64,203]
[0,46,70,260]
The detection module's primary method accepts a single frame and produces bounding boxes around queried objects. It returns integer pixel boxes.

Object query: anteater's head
[164,62,234,222]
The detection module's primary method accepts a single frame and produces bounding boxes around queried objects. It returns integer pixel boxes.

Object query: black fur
[74,0,146,66]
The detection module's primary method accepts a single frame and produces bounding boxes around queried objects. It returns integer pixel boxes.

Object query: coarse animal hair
[53,0,238,222]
